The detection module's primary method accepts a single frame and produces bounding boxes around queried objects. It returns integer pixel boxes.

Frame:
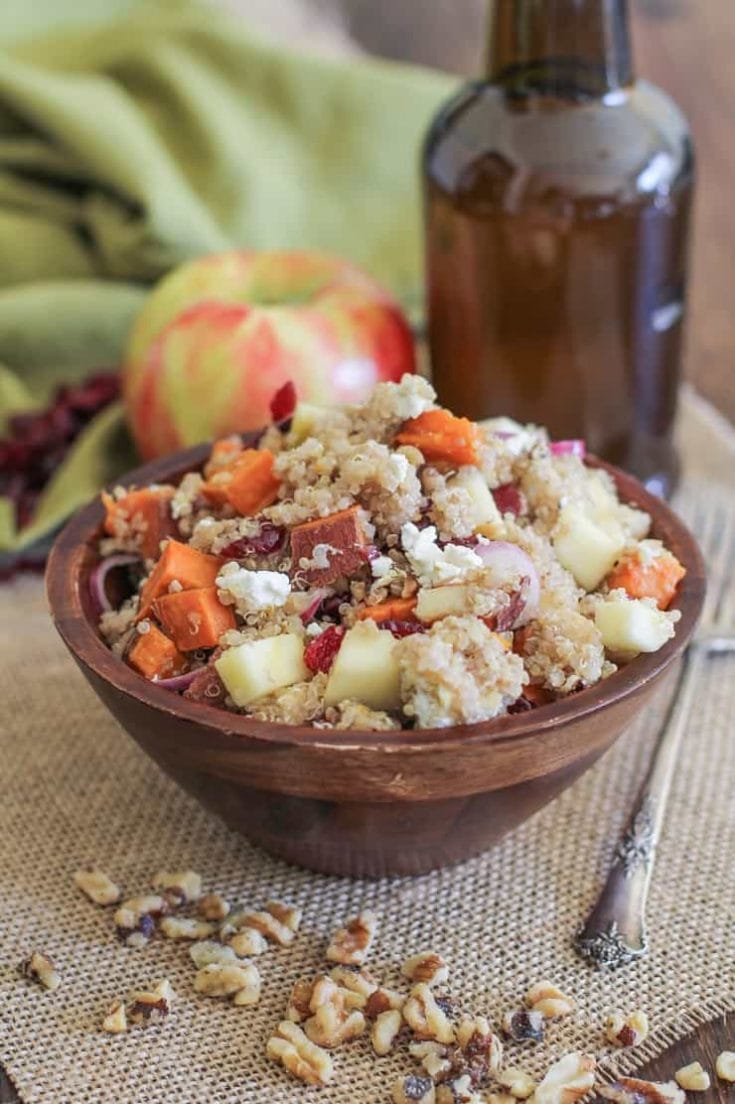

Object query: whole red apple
[123,250,416,460]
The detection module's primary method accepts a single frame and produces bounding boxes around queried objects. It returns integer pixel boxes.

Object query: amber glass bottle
[424,0,694,496]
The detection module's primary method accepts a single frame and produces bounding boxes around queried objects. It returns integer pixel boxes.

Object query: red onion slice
[299,587,330,624]
[474,540,540,627]
[90,553,142,613]
[550,439,586,458]
[153,669,199,692]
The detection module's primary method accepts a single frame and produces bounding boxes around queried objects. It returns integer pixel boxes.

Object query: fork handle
[575,645,706,969]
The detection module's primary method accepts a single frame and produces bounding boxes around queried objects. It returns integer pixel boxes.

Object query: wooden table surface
[1,1,732,1100]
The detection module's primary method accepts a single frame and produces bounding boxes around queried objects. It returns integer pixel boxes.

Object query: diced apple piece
[324,621,401,711]
[553,505,625,591]
[288,402,325,446]
[215,634,308,707]
[415,585,470,623]
[583,470,642,543]
[594,597,676,657]
[449,467,501,530]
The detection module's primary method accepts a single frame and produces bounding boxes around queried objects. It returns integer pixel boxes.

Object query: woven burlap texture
[1,388,733,1104]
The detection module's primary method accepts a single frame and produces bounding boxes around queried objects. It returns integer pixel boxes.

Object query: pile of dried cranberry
[1,371,119,578]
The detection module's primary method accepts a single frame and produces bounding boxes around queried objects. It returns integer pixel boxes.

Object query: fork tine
[713,509,735,628]
[698,498,734,627]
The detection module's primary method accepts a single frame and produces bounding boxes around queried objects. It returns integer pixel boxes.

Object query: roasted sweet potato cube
[204,436,243,479]
[290,506,367,585]
[103,487,177,561]
[153,586,236,651]
[127,624,187,679]
[201,449,280,516]
[137,541,223,620]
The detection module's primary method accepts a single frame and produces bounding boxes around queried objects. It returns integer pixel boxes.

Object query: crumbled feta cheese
[433,544,484,585]
[385,452,411,488]
[482,416,538,456]
[216,564,291,614]
[401,523,483,587]
[371,555,395,579]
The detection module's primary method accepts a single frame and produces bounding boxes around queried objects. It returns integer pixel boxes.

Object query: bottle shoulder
[424,79,694,212]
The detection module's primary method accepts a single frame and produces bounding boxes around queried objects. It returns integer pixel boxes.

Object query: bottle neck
[486,0,633,100]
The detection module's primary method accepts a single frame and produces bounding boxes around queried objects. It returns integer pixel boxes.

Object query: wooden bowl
[46,446,704,877]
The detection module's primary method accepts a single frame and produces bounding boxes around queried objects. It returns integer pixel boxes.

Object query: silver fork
[575,497,735,969]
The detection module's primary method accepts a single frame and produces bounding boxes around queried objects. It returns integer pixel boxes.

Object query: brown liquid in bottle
[424,0,694,496]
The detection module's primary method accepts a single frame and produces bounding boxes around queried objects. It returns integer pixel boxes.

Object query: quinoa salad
[96,376,686,731]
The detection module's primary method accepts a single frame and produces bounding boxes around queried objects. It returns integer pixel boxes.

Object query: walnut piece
[228,927,268,957]
[159,916,216,941]
[408,1042,450,1077]
[232,966,262,1006]
[20,952,61,992]
[533,1053,596,1104]
[101,999,128,1034]
[329,965,378,1009]
[675,1063,711,1092]
[198,893,230,921]
[392,1074,436,1104]
[525,981,575,1020]
[409,1040,453,1081]
[497,1067,536,1099]
[605,1010,650,1048]
[194,962,260,1001]
[716,1052,735,1083]
[239,905,297,947]
[151,870,202,906]
[502,1009,545,1043]
[266,1020,334,1085]
[114,894,168,948]
[189,940,239,969]
[286,977,317,1022]
[598,1077,685,1104]
[73,868,121,907]
[403,982,456,1045]
[486,1096,518,1104]
[326,909,378,965]
[127,978,175,1026]
[372,1009,403,1056]
[455,1016,503,1085]
[402,952,449,987]
[303,975,366,1048]
[365,986,407,1019]
[265,899,302,932]
[436,1074,485,1103]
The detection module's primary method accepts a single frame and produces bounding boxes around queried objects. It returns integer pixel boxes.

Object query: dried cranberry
[269,380,297,424]
[304,625,345,673]
[492,483,525,516]
[220,523,286,559]
[0,369,119,580]
[379,620,426,639]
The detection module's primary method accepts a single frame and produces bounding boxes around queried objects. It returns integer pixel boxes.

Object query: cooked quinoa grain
[97,376,685,729]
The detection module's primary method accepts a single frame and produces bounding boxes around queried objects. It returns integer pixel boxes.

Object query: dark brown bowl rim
[46,441,705,755]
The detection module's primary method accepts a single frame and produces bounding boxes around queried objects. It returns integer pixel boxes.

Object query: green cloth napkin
[0,0,454,554]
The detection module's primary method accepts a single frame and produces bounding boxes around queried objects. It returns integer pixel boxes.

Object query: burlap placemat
[1,388,733,1104]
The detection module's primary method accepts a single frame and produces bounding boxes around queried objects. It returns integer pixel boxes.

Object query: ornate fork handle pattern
[575,644,707,969]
